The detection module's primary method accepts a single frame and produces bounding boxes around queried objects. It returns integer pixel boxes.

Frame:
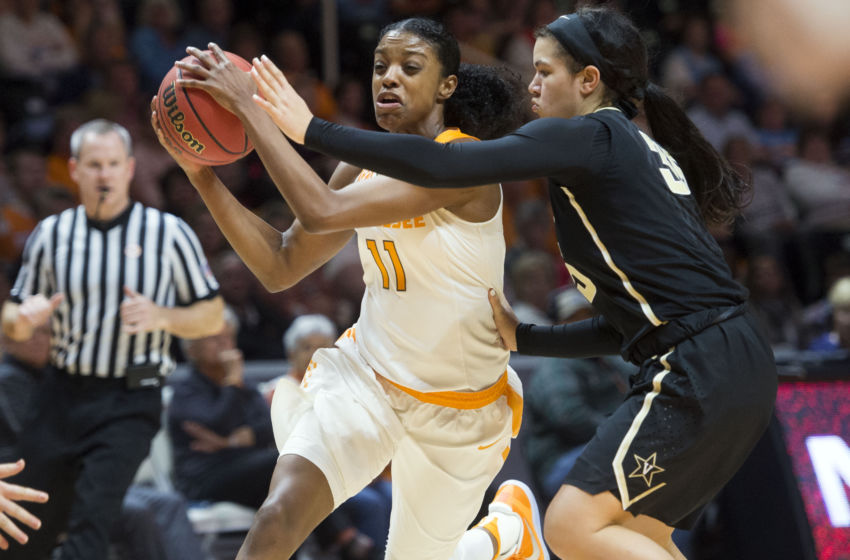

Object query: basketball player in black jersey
[251,6,778,560]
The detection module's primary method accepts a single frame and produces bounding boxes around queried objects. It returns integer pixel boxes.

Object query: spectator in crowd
[508,250,557,325]
[724,135,798,249]
[802,250,850,336]
[755,97,798,168]
[185,0,236,51]
[0,174,37,264]
[160,164,202,217]
[498,0,559,85]
[659,13,723,106]
[7,145,58,217]
[808,276,850,352]
[227,21,265,65]
[687,72,759,151]
[115,485,206,560]
[746,252,807,350]
[130,0,194,93]
[168,306,278,510]
[784,128,850,231]
[0,119,223,560]
[442,0,504,67]
[0,326,50,457]
[269,29,337,122]
[333,75,376,130]
[319,239,366,331]
[0,0,82,99]
[72,0,128,87]
[504,197,564,288]
[212,251,286,360]
[44,104,87,199]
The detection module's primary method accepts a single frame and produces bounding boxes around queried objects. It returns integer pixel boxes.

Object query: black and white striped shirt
[10,203,219,378]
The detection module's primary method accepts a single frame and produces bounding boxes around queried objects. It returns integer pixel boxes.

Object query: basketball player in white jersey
[151,18,544,560]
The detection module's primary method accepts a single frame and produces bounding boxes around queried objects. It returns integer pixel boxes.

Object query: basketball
[155,51,254,166]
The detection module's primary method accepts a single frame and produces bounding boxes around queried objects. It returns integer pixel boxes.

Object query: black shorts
[562,309,778,529]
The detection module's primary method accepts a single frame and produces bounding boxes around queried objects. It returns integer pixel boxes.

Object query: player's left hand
[149,96,206,175]
[120,286,165,334]
[251,54,313,144]
[176,43,256,117]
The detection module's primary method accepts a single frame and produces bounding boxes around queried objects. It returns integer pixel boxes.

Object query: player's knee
[542,487,598,557]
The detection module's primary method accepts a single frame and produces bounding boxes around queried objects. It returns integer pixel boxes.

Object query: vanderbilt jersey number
[566,262,596,303]
[366,239,407,291]
[639,131,690,195]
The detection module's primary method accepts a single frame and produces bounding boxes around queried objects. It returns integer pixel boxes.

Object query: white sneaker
[488,480,549,560]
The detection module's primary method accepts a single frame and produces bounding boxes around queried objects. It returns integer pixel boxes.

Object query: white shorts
[270,329,523,560]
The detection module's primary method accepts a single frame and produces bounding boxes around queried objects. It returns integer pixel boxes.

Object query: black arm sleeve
[515,315,623,358]
[304,117,603,189]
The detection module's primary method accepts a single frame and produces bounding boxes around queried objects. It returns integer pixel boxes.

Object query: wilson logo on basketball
[161,82,206,155]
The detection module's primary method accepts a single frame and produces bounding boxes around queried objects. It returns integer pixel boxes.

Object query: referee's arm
[120,288,224,340]
[1,294,63,341]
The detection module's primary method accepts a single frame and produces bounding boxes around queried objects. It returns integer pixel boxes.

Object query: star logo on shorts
[629,452,665,487]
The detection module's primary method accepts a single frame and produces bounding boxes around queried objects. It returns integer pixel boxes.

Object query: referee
[0,119,224,559]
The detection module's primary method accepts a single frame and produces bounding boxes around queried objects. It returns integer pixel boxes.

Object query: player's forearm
[236,103,333,232]
[1,302,33,342]
[515,315,623,358]
[184,167,293,290]
[159,296,224,339]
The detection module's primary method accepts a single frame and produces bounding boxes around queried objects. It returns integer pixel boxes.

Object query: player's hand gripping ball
[155,51,254,165]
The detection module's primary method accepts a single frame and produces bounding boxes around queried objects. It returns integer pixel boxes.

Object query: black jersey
[305,109,747,353]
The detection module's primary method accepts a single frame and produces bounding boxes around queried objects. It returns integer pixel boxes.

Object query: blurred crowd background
[2,1,850,558]
[1,0,850,363]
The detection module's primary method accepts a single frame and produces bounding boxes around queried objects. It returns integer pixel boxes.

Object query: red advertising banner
[774,381,850,560]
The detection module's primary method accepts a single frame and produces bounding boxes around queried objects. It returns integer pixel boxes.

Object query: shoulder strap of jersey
[357,129,478,180]
[434,128,479,144]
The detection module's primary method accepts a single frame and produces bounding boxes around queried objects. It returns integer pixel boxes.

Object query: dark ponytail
[445,63,531,140]
[562,6,749,225]
[642,82,749,225]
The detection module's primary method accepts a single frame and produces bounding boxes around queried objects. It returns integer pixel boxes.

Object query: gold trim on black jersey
[561,186,665,327]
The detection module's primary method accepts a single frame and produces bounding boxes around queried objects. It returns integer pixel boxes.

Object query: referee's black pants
[4,368,161,560]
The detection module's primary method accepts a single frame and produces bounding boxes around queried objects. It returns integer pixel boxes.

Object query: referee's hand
[18,293,63,330]
[120,286,163,334]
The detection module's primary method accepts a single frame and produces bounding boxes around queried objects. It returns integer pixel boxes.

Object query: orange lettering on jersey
[381,216,426,229]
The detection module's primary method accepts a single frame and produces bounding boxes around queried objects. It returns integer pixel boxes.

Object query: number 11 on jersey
[366,239,407,291]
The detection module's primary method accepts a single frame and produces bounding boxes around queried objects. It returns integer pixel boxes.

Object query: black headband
[546,14,614,82]
[546,13,640,119]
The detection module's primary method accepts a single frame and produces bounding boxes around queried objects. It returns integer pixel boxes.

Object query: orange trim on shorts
[336,326,357,343]
[378,371,524,437]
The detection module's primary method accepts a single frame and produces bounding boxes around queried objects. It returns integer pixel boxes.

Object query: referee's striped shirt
[10,202,220,378]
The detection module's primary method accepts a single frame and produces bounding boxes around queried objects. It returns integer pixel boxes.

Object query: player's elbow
[298,209,334,234]
[259,275,292,293]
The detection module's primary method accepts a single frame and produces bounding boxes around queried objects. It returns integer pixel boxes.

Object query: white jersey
[352,129,509,393]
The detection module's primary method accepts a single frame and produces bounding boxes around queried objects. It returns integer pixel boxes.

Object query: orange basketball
[155,51,254,166]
